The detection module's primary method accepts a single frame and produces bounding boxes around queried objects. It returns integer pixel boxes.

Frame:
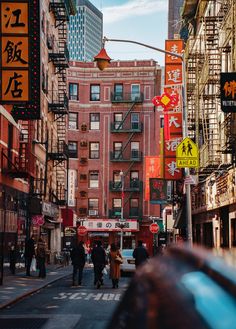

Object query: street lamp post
[94,37,192,245]
[119,170,125,250]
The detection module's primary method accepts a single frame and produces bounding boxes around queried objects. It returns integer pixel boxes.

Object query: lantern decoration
[152,92,179,110]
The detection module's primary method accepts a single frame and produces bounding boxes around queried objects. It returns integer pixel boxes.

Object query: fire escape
[195,2,223,179]
[48,0,76,205]
[1,121,44,197]
[109,92,144,220]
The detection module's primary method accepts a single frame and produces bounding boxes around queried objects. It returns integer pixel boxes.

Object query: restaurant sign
[220,72,236,113]
[82,219,139,232]
[0,0,41,119]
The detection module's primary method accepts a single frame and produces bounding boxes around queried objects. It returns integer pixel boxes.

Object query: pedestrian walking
[91,240,106,289]
[36,236,47,278]
[24,235,35,276]
[133,240,149,268]
[70,241,86,286]
[108,243,123,289]
[9,243,16,275]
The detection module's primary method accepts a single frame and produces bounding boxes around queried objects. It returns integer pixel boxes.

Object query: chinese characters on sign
[144,156,162,200]
[163,39,184,180]
[220,72,236,113]
[0,0,41,119]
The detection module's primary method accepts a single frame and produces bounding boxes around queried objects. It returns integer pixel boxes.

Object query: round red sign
[149,223,159,234]
[77,225,87,236]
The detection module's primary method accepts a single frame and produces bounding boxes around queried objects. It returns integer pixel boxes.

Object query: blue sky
[90,0,168,66]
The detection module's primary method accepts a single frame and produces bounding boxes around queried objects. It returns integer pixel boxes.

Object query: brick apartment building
[0,0,76,260]
[66,60,162,254]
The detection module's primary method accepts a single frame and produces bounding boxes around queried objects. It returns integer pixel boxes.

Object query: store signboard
[0,0,41,119]
[83,219,139,232]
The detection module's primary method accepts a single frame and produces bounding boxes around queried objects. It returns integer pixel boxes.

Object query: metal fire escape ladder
[198,4,221,172]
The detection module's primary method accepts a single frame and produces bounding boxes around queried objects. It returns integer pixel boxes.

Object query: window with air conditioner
[88,198,98,216]
[89,171,99,188]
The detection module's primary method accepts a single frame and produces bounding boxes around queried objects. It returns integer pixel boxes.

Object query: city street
[0,267,131,329]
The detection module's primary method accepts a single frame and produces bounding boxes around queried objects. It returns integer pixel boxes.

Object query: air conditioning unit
[89,209,98,216]
[81,123,87,131]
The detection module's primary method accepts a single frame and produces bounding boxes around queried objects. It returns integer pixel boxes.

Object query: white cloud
[103,0,168,24]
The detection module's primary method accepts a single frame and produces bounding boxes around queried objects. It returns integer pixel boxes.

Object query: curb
[0,271,71,310]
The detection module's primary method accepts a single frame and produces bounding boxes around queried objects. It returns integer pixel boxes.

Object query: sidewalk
[0,264,73,310]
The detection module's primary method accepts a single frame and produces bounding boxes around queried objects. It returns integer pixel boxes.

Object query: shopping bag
[103,266,108,275]
[30,257,37,272]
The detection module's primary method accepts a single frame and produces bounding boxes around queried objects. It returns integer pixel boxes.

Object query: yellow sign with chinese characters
[176,137,199,168]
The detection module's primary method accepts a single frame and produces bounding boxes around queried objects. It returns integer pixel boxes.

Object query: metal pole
[0,189,6,285]
[120,170,124,250]
[182,55,193,245]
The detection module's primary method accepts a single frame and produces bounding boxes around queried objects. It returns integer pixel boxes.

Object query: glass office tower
[69,0,103,61]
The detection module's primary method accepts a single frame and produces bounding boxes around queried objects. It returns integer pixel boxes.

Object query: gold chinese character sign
[0,0,41,120]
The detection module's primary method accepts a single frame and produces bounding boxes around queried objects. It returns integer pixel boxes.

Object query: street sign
[77,225,87,236]
[150,223,159,234]
[176,137,199,168]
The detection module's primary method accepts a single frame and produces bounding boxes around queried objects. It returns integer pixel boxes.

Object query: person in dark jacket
[9,243,16,275]
[91,240,106,288]
[24,235,35,276]
[70,241,86,286]
[133,240,149,268]
[37,236,47,278]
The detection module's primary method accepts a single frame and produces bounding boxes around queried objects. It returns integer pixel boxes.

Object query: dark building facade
[168,0,184,39]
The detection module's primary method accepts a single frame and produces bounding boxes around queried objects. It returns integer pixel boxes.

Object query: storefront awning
[173,205,187,229]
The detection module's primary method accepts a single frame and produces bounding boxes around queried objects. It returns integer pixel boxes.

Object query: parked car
[120,249,135,274]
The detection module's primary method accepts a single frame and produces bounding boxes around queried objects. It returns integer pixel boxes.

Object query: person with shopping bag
[108,243,123,289]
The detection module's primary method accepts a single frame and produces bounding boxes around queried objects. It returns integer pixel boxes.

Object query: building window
[113,198,121,216]
[114,113,123,129]
[90,84,100,101]
[113,171,122,188]
[131,113,139,129]
[69,83,79,100]
[89,171,99,188]
[131,141,139,159]
[131,84,140,101]
[88,198,99,216]
[130,171,139,187]
[68,112,78,130]
[114,142,122,159]
[68,141,78,158]
[90,113,100,130]
[130,198,139,217]
[89,142,99,159]
[114,83,123,100]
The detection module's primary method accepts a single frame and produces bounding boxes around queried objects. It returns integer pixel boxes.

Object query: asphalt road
[0,267,132,329]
